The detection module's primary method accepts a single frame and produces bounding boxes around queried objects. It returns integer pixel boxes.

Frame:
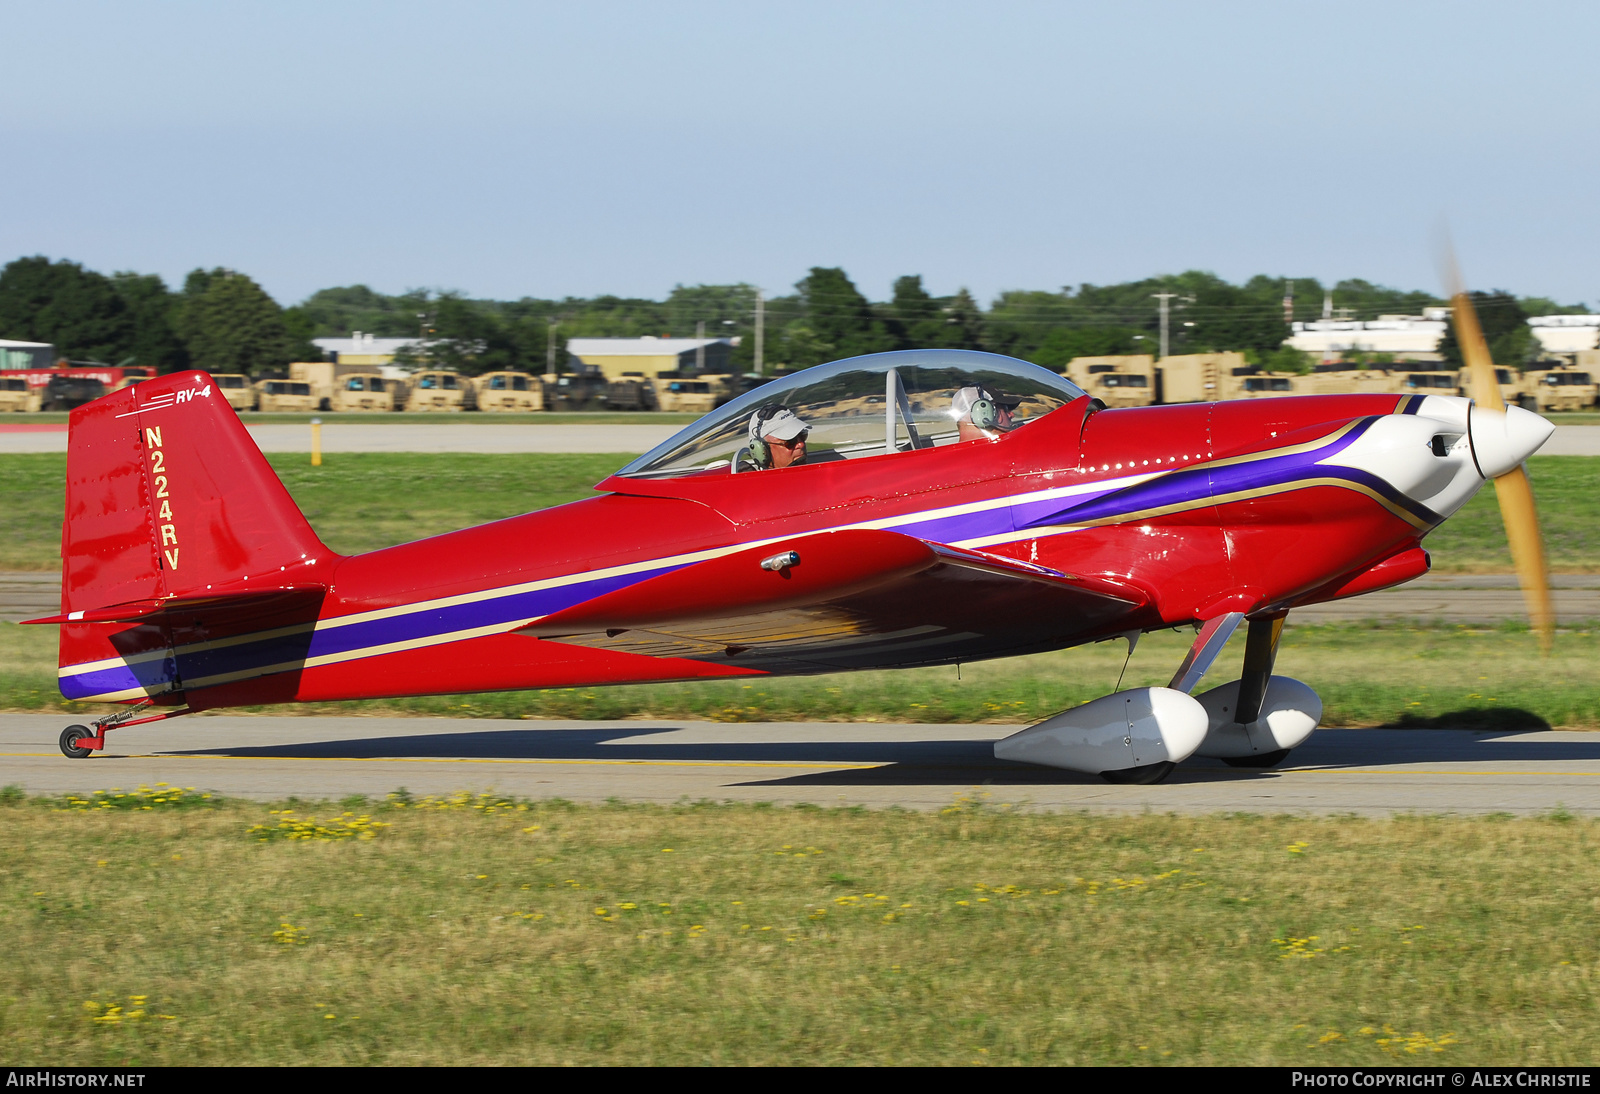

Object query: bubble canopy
[615,349,1087,479]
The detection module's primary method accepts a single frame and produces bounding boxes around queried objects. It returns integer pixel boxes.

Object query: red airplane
[31,295,1555,783]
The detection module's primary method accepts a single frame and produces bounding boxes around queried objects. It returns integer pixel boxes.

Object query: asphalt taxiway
[3,714,1597,816]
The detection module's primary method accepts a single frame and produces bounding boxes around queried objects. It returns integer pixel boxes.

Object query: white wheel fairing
[993,687,1208,774]
[1192,676,1322,758]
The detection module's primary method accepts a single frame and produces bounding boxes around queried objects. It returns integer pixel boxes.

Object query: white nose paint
[1468,404,1556,480]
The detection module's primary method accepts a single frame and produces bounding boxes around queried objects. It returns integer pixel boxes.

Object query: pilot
[951,384,1021,442]
[748,404,810,469]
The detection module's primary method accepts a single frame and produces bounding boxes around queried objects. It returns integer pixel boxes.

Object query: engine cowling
[1192,676,1321,759]
[993,687,1209,775]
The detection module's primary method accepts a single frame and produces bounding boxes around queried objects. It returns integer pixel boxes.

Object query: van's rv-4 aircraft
[31,292,1557,784]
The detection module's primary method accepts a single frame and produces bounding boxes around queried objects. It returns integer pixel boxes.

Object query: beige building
[312,333,418,368]
[1529,315,1600,354]
[566,337,733,381]
[1287,312,1449,360]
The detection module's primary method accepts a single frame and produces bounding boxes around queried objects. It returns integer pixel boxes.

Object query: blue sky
[4,1,1597,307]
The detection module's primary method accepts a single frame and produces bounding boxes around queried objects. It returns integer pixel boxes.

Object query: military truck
[1399,370,1462,397]
[0,376,42,412]
[652,372,738,414]
[603,373,658,411]
[405,370,472,411]
[1455,367,1520,409]
[473,371,545,412]
[1062,356,1157,408]
[1148,352,1252,403]
[42,374,108,411]
[213,374,257,411]
[548,372,608,411]
[254,379,317,412]
[1516,364,1597,412]
[1305,368,1401,396]
[332,374,399,412]
[289,360,382,410]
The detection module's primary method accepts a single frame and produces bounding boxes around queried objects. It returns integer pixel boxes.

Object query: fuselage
[55,387,1487,710]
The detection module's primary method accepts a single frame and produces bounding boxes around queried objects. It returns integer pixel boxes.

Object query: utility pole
[1152,293,1178,360]
[695,319,705,373]
[1282,280,1294,324]
[754,288,764,376]
[546,317,558,378]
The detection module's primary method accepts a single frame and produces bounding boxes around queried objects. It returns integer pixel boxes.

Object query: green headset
[968,394,1000,432]
[748,403,783,469]
[958,381,1003,431]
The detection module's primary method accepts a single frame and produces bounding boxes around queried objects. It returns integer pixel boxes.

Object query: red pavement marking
[0,424,67,432]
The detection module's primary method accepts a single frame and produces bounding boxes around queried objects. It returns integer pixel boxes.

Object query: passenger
[748,404,811,469]
[951,384,1021,442]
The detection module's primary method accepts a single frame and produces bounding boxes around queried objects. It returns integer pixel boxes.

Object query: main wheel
[1100,761,1176,785]
[59,726,94,759]
[1221,748,1291,769]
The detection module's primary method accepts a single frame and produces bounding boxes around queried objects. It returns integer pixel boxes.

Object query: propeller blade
[1493,466,1555,654]
[1445,260,1554,653]
[1440,239,1505,413]
[1453,289,1505,412]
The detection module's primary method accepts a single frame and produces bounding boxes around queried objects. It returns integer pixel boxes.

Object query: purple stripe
[60,657,176,700]
[62,562,696,697]
[1015,419,1439,530]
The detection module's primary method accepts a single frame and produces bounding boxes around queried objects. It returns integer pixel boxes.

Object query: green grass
[2,795,1597,1065]
[6,617,1598,728]
[1422,456,1600,572]
[5,452,1599,572]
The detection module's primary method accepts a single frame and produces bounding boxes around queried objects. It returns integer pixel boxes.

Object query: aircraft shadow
[178,725,1116,783]
[168,722,1600,787]
[176,725,1003,766]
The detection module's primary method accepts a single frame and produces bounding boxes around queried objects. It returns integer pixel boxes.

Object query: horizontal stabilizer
[25,583,327,626]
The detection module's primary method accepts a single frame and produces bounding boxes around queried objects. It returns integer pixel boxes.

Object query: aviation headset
[748,403,783,469]
[968,394,1000,432]
[958,383,1002,431]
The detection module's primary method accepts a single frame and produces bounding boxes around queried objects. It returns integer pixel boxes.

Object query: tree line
[0,255,1582,378]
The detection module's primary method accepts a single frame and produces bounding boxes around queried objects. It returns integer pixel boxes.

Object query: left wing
[520,529,1148,672]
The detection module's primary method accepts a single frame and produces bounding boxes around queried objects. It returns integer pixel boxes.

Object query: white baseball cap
[753,407,809,441]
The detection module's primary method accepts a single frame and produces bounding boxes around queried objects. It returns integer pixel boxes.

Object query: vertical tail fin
[53,371,338,700]
[63,370,334,608]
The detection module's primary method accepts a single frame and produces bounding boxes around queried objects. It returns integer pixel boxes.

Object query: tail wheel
[1100,761,1176,785]
[59,726,94,759]
[1221,748,1291,769]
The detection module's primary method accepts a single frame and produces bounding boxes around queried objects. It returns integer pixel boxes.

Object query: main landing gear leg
[59,699,192,759]
[1220,615,1291,768]
[1095,611,1248,785]
[1100,610,1248,780]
